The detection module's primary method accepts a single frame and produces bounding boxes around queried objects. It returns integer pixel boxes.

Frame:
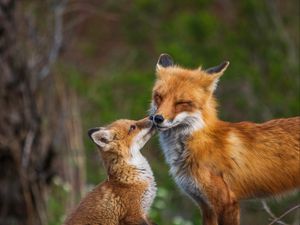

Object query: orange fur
[151,57,300,225]
[64,119,157,225]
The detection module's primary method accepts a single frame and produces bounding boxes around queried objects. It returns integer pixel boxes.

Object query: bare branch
[269,204,300,225]
[261,200,287,225]
[39,0,68,79]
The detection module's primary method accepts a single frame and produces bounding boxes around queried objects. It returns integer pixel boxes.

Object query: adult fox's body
[194,118,299,199]
[150,54,300,225]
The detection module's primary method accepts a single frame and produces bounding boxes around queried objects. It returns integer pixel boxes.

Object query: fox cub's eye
[129,125,136,133]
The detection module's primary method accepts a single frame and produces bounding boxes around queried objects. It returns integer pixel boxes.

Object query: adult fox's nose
[153,114,164,124]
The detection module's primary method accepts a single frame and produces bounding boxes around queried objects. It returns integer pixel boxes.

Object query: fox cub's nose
[153,114,164,124]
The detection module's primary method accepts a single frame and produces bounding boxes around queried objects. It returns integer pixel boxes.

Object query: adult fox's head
[149,54,229,133]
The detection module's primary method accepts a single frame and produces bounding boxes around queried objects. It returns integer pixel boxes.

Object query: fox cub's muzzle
[136,117,153,129]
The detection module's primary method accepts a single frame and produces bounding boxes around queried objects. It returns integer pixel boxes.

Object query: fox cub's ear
[156,53,174,70]
[205,61,230,92]
[88,128,113,150]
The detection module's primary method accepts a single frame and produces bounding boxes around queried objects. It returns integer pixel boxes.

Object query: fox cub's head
[88,118,154,160]
[149,54,229,132]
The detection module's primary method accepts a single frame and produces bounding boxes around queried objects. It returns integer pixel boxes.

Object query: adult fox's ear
[205,61,230,92]
[88,128,113,150]
[156,53,174,71]
[205,61,229,76]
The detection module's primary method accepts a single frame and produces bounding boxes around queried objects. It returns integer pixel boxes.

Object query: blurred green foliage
[49,0,299,224]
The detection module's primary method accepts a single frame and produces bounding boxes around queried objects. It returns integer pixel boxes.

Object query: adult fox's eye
[176,101,193,106]
[154,93,162,105]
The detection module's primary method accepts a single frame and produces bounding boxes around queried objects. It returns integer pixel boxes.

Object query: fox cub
[64,118,157,225]
[149,54,300,225]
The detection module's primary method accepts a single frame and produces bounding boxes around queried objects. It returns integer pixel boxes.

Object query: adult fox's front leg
[200,202,239,225]
[200,203,218,225]
[219,200,240,225]
[194,169,240,225]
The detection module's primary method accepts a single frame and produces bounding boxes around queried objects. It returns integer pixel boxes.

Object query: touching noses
[150,114,164,124]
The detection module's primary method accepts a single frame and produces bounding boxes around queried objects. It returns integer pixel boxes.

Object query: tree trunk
[0,1,51,224]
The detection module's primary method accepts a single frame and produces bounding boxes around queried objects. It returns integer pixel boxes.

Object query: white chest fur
[159,129,206,204]
[128,152,157,213]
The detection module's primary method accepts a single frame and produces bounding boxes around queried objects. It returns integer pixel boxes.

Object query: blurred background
[0,0,299,225]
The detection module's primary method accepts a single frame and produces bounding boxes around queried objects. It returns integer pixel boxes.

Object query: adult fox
[149,54,300,225]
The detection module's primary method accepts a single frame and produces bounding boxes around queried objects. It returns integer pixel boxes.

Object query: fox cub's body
[150,54,300,225]
[64,119,156,225]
